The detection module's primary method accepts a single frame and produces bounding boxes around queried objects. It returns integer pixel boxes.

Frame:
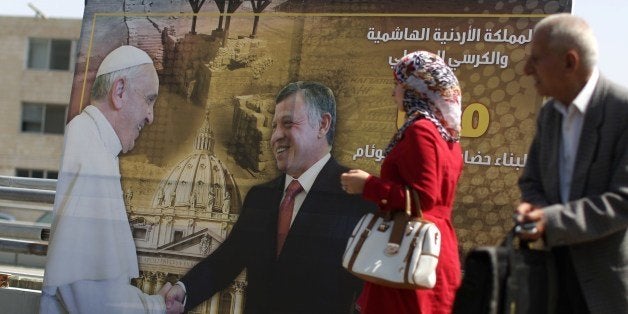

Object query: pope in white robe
[40,45,174,314]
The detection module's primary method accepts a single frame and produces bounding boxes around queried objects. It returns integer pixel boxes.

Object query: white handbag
[342,187,441,289]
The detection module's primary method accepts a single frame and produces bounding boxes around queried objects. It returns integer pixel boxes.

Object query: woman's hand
[340,169,370,194]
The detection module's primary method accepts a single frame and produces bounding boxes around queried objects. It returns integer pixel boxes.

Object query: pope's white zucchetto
[96,45,154,77]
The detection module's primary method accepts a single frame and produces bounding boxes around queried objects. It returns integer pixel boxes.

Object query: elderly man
[165,81,376,313]
[515,14,628,313]
[40,45,179,313]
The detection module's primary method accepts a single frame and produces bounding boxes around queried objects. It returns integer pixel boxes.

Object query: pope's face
[118,64,159,153]
[270,92,324,178]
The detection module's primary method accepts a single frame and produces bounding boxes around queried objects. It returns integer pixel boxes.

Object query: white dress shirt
[283,153,331,225]
[553,68,599,203]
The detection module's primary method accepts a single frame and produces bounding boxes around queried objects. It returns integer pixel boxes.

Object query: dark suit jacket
[518,76,628,313]
[181,158,376,313]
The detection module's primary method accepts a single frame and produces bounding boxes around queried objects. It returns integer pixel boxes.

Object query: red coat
[358,118,463,314]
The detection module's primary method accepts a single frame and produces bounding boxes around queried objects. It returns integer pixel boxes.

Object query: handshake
[157,282,187,314]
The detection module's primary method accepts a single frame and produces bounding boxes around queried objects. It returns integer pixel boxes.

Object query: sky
[1,0,626,87]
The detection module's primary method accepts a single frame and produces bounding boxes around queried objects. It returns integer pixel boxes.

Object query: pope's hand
[163,283,185,314]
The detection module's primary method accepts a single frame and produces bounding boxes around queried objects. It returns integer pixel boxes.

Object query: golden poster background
[67,1,572,312]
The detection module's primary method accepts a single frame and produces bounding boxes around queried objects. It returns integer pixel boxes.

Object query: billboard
[64,0,572,312]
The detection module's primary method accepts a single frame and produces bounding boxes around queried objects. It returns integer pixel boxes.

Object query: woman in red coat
[341,50,463,314]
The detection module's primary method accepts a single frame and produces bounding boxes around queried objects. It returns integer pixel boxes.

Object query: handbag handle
[386,187,424,253]
[406,187,423,220]
[378,187,422,220]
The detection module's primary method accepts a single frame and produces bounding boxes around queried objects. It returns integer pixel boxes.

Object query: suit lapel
[293,158,340,221]
[279,159,342,254]
[543,105,563,204]
[570,78,606,200]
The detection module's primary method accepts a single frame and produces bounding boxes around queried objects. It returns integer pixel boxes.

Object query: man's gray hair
[535,13,598,70]
[91,66,145,101]
[275,81,337,145]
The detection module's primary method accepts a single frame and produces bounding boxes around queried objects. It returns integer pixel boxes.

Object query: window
[173,230,184,242]
[21,103,67,134]
[15,168,58,179]
[27,38,75,70]
[133,227,148,240]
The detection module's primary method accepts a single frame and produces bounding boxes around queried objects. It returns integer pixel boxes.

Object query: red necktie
[277,179,303,257]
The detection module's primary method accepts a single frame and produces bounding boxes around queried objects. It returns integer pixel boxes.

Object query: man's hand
[514,202,546,241]
[163,283,186,314]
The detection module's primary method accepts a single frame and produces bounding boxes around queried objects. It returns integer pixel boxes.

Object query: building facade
[0,16,81,179]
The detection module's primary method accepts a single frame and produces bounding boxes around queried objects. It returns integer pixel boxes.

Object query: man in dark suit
[515,14,628,314]
[165,81,375,313]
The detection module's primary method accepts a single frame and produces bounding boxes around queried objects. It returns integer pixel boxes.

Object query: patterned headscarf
[385,51,462,156]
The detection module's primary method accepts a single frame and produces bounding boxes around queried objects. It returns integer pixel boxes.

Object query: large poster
[67,0,572,312]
